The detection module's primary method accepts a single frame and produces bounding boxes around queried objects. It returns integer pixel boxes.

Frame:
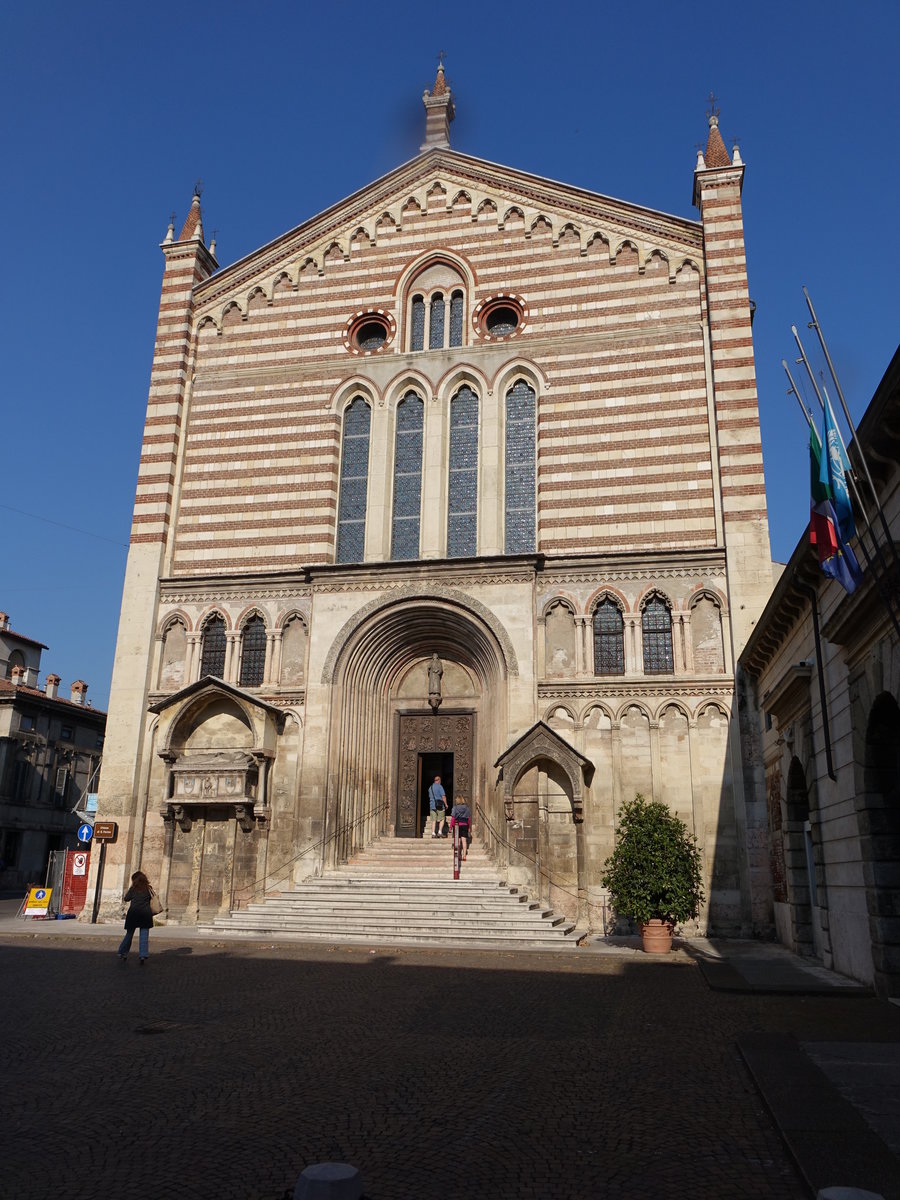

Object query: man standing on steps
[428,775,447,838]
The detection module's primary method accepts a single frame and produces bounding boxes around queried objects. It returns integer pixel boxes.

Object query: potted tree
[601,793,705,953]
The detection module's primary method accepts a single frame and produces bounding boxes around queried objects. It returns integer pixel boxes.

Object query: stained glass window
[410,295,425,351]
[505,380,536,553]
[391,392,424,560]
[642,597,674,674]
[429,293,445,349]
[336,397,370,563]
[449,291,464,348]
[200,615,226,678]
[448,385,478,556]
[239,616,267,688]
[593,600,625,674]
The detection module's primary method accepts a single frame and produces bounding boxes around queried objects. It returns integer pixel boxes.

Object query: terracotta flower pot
[639,919,674,953]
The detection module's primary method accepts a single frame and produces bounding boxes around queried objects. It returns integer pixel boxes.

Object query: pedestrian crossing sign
[25,887,53,916]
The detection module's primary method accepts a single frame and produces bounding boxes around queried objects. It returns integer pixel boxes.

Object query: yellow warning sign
[24,886,53,915]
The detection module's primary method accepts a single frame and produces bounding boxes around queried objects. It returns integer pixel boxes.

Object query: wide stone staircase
[200,834,579,951]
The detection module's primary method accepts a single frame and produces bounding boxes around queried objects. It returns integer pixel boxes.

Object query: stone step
[214,916,571,936]
[201,834,578,951]
[199,924,577,949]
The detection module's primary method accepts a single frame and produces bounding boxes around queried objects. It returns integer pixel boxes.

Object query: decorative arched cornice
[579,700,615,725]
[688,585,727,612]
[236,605,269,631]
[328,378,378,416]
[542,702,577,724]
[382,371,432,411]
[586,585,629,616]
[657,699,692,723]
[158,609,192,636]
[695,700,731,721]
[435,363,490,401]
[638,587,674,613]
[321,585,518,684]
[394,248,477,304]
[491,358,549,399]
[615,699,652,723]
[276,607,309,631]
[540,594,578,620]
[199,607,231,631]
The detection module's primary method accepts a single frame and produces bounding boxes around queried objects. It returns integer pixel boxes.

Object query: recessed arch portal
[324,595,512,861]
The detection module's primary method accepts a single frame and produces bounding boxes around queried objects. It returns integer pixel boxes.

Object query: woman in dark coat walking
[117,871,155,965]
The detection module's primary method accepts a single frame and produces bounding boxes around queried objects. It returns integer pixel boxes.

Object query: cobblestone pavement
[2,934,897,1200]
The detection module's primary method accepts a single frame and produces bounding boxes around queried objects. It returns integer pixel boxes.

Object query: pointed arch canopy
[495,721,593,821]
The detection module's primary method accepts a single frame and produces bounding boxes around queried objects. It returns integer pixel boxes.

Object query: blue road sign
[77,823,93,844]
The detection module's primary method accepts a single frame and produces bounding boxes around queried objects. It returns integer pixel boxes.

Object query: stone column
[185,633,201,682]
[224,632,240,683]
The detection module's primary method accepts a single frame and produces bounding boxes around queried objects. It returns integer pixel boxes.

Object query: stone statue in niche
[428,653,443,711]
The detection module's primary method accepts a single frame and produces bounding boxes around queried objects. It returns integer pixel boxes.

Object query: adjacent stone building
[0,612,105,890]
[740,346,900,996]
[92,71,774,934]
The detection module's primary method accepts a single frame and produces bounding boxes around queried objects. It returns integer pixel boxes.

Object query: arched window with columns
[641,595,674,674]
[200,615,226,678]
[593,599,625,675]
[239,615,267,688]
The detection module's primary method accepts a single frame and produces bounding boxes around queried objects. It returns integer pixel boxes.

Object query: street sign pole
[91,840,107,925]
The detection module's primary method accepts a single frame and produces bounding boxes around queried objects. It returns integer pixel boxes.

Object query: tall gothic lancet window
[504,380,536,553]
[642,596,674,674]
[447,385,478,556]
[429,293,445,349]
[336,397,371,564]
[391,391,424,560]
[239,615,267,688]
[200,615,226,678]
[449,290,464,348]
[593,599,625,675]
[410,295,426,352]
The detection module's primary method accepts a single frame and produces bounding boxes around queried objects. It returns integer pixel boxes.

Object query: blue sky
[2,1,898,709]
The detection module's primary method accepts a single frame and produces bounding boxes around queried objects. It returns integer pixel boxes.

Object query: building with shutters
[91,68,775,933]
[0,611,105,891]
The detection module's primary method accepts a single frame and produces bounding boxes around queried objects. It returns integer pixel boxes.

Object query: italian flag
[809,421,862,593]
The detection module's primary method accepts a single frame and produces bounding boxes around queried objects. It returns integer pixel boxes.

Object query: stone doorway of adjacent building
[420,752,453,836]
[395,711,474,838]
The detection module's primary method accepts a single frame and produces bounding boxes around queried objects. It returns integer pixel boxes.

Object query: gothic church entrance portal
[323,593,514,867]
[396,712,474,836]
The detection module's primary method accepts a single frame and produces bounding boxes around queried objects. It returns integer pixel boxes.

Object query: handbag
[149,889,163,916]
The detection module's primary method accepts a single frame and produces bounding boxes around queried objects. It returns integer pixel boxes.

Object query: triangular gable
[148,674,283,721]
[195,148,703,317]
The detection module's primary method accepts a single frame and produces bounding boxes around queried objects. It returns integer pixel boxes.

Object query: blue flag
[818,395,856,541]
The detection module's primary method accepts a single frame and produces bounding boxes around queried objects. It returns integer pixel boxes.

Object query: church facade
[92,71,774,934]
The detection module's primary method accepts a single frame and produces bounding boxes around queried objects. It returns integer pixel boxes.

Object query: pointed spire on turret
[703,95,732,168]
[178,181,204,242]
[163,212,175,245]
[420,54,455,153]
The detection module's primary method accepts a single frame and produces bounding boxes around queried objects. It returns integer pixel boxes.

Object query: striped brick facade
[92,91,774,938]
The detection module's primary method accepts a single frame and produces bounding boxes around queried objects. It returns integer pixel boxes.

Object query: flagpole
[804,287,900,570]
[786,353,900,640]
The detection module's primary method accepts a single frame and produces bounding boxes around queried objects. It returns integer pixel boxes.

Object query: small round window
[485,306,519,336]
[343,309,396,355]
[356,321,387,351]
[473,293,528,342]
